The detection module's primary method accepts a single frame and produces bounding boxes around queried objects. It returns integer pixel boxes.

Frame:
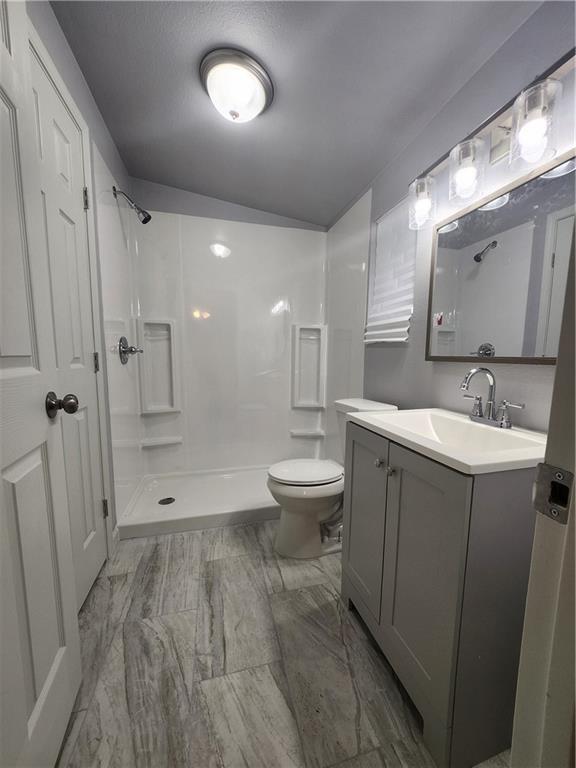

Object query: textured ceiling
[52,1,541,226]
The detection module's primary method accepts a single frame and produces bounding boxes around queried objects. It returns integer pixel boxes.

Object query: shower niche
[291,324,327,409]
[138,318,181,415]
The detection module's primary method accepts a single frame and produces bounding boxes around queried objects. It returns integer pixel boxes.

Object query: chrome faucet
[460,367,525,428]
[460,367,497,420]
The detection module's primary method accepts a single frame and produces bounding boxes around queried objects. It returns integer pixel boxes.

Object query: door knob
[45,392,79,419]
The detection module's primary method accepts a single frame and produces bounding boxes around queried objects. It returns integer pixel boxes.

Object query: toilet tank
[334,399,398,464]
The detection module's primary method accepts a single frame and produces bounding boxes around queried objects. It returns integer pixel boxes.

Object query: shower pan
[119,466,280,539]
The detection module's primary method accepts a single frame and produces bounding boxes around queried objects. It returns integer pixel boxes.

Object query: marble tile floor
[57,520,509,768]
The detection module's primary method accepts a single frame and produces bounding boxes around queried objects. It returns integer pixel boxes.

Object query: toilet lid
[268,459,343,486]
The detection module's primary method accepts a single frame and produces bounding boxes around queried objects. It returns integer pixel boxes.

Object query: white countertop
[349,408,547,475]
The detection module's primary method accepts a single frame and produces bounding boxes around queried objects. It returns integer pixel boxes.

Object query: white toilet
[268,398,398,559]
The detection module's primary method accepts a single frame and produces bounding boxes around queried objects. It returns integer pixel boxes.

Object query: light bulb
[206,62,266,123]
[454,166,478,198]
[518,116,548,163]
[414,197,432,226]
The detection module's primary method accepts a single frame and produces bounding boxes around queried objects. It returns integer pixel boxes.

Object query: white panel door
[0,3,81,765]
[29,38,106,607]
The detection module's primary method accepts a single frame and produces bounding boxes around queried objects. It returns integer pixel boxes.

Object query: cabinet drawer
[342,423,389,621]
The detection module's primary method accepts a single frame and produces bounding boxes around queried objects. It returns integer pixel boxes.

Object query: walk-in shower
[98,194,327,539]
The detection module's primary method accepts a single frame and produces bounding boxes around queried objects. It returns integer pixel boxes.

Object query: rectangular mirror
[427,154,575,363]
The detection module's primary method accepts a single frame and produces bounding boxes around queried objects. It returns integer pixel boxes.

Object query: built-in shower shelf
[140,436,183,448]
[289,429,326,439]
[138,318,181,415]
[291,323,327,409]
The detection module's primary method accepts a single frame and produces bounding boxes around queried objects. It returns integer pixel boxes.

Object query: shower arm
[112,186,138,210]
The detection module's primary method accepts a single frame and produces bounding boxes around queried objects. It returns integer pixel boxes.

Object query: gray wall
[363,2,574,432]
[130,178,325,231]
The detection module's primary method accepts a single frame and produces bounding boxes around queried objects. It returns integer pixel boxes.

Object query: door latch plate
[533,462,573,525]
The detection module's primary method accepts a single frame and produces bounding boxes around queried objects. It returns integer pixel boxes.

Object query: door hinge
[83,186,89,211]
[102,499,109,519]
[93,351,100,373]
[551,252,556,268]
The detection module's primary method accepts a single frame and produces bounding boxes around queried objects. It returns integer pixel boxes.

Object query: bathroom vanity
[340,409,547,768]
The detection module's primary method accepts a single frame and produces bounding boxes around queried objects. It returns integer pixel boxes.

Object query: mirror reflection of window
[429,158,575,361]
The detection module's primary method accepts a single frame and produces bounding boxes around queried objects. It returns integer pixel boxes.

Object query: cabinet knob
[385,466,396,476]
[374,458,384,468]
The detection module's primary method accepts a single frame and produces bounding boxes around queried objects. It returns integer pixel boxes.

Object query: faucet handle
[501,400,525,410]
[463,393,483,418]
[496,399,525,428]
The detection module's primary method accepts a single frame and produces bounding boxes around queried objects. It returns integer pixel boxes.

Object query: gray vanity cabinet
[342,422,389,621]
[341,424,537,768]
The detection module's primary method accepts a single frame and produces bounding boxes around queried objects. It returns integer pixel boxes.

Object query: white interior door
[0,3,81,765]
[28,36,107,608]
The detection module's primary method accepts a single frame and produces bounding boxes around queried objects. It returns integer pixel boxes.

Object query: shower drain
[158,496,176,505]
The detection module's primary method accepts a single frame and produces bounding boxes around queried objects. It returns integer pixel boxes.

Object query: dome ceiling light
[200,48,274,124]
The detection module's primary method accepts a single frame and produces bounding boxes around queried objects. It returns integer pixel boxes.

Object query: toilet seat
[268,459,343,487]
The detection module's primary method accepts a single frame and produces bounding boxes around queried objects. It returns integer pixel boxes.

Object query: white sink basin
[349,408,546,474]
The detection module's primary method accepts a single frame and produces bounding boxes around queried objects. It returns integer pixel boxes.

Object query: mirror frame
[425,147,576,365]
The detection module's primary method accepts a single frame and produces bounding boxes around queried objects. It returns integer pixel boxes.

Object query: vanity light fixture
[541,158,576,179]
[408,175,435,230]
[511,79,562,165]
[449,139,485,201]
[209,242,231,258]
[200,48,274,123]
[479,193,510,212]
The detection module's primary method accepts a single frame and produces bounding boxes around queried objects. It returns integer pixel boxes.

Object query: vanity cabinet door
[380,444,473,729]
[342,423,389,621]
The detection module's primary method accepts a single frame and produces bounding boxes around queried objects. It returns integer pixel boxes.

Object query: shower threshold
[118,466,280,539]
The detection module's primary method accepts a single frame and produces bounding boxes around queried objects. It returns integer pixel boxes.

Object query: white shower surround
[109,211,328,532]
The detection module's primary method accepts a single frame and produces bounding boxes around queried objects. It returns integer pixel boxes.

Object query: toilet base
[274,508,343,559]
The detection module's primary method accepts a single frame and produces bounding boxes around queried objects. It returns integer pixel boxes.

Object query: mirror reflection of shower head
[112,186,152,224]
[473,240,497,263]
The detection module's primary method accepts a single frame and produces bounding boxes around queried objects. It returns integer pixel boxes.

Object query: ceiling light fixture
[210,242,231,258]
[200,48,274,124]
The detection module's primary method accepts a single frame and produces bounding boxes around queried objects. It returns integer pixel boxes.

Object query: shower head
[112,186,152,225]
[473,240,497,263]
[137,208,152,225]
